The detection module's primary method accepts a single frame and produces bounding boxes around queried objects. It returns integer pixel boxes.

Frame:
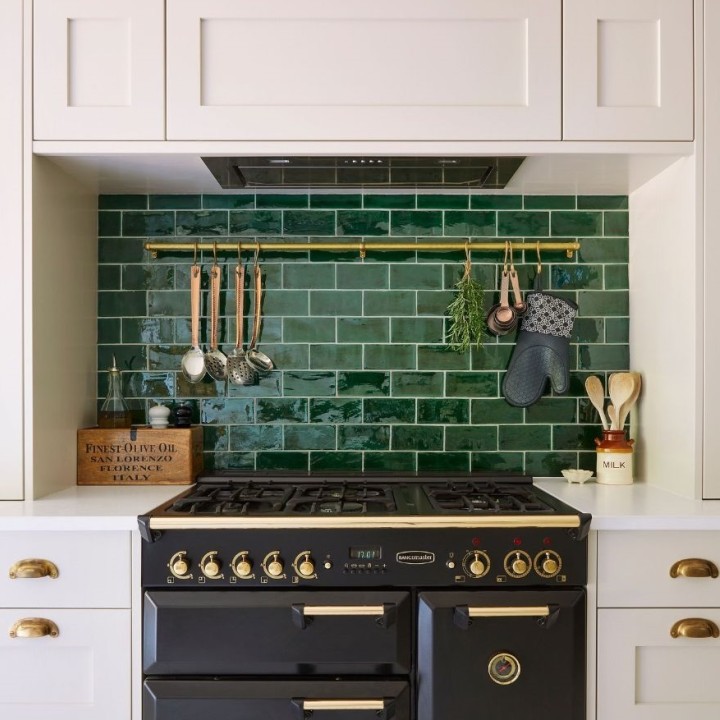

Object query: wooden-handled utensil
[585,375,609,430]
[615,372,642,430]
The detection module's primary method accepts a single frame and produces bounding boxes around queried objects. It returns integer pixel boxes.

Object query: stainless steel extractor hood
[201,156,525,189]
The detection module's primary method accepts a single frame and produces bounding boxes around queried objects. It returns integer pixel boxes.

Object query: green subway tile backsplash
[98,193,629,474]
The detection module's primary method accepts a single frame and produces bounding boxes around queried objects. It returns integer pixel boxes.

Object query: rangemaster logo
[396,550,435,565]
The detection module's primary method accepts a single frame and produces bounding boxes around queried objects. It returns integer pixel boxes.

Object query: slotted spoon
[227,262,256,386]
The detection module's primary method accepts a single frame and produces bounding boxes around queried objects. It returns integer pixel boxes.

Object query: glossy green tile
[337,263,389,289]
[364,194,415,209]
[578,344,629,371]
[578,290,629,316]
[201,398,254,425]
[578,195,628,210]
[99,291,146,317]
[310,398,362,424]
[119,372,174,399]
[444,211,496,236]
[310,290,362,316]
[525,398,577,423]
[310,344,363,370]
[417,290,455,315]
[337,210,389,236]
[417,346,470,371]
[445,426,498,451]
[97,345,146,371]
[202,427,229,453]
[577,238,628,263]
[524,196,575,210]
[551,211,602,237]
[471,195,522,210]
[98,318,121,344]
[99,265,120,290]
[99,238,147,263]
[99,211,121,236]
[470,345,513,370]
[257,194,309,209]
[283,263,335,289]
[284,425,336,450]
[445,372,498,397]
[553,424,597,451]
[364,344,414,370]
[390,264,443,290]
[310,194,362,209]
[148,291,190,317]
[525,452,578,476]
[257,344,309,370]
[226,373,283,398]
[417,195,469,209]
[124,319,174,345]
[498,211,549,237]
[122,211,175,237]
[391,371,444,397]
[150,195,201,209]
[392,425,443,451]
[337,317,390,343]
[283,371,336,396]
[256,452,309,471]
[417,399,469,424]
[256,398,308,423]
[99,195,147,210]
[283,317,335,343]
[284,210,335,235]
[338,372,390,396]
[499,425,550,450]
[391,318,443,344]
[364,399,415,424]
[311,452,363,471]
[202,194,255,209]
[605,318,629,343]
[471,452,524,472]
[176,375,226,398]
[604,211,629,236]
[390,211,443,236]
[471,398,523,424]
[365,290,416,316]
[205,452,255,471]
[364,452,417,471]
[123,265,174,291]
[176,210,228,236]
[262,290,309,316]
[418,453,470,472]
[604,265,629,290]
[146,345,186,372]
[229,210,282,235]
[338,425,390,450]
[572,318,603,343]
[551,265,602,290]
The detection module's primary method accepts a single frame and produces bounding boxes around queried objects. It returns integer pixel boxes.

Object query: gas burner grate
[285,484,397,515]
[169,483,295,515]
[424,481,554,514]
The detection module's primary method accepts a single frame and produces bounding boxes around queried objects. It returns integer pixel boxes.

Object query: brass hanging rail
[144,240,580,258]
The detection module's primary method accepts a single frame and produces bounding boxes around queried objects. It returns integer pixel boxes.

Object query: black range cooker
[139,473,590,720]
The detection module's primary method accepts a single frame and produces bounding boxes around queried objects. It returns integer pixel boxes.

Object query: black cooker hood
[201,156,525,189]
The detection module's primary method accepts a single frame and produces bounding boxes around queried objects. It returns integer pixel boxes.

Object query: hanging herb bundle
[446,247,486,353]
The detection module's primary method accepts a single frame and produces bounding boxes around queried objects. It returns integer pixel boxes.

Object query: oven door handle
[291,603,397,629]
[291,698,396,718]
[453,604,560,630]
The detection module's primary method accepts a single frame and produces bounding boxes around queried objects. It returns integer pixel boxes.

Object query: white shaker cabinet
[33,0,165,140]
[596,532,720,720]
[563,0,694,141]
[166,0,562,141]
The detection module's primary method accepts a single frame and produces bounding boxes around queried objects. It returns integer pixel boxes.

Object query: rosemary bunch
[446,257,486,353]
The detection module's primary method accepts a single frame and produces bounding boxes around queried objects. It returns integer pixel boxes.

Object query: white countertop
[0,480,719,532]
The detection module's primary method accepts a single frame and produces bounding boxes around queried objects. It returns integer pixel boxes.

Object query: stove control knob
[504,550,531,578]
[232,553,253,578]
[200,552,222,578]
[264,552,285,578]
[463,551,490,578]
[169,552,191,579]
[295,553,316,579]
[534,550,562,578]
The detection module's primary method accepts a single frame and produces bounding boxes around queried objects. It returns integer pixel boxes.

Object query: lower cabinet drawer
[0,608,130,720]
[598,608,720,720]
[143,680,410,720]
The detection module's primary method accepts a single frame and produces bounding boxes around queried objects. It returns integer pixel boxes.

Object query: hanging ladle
[204,248,228,381]
[180,253,206,383]
[245,249,274,373]
[227,254,257,386]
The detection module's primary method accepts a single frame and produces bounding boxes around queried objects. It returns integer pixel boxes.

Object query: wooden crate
[77,426,203,485]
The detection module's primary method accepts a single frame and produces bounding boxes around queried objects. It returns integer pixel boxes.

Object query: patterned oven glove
[502,292,578,407]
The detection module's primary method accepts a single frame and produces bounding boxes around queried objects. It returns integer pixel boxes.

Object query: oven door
[144,590,411,675]
[143,680,410,720]
[417,589,585,720]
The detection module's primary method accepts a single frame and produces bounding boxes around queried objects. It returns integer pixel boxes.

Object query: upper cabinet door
[166,0,561,141]
[33,0,165,140]
[563,0,694,141]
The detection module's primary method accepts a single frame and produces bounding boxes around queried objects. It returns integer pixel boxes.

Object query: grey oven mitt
[502,292,578,407]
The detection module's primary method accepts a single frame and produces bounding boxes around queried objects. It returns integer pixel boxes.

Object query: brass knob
[542,555,559,576]
[671,618,720,639]
[298,556,315,578]
[172,557,189,576]
[203,559,220,578]
[512,556,529,576]
[670,558,719,579]
[9,618,59,639]
[235,559,252,577]
[470,556,485,577]
[267,556,284,577]
[9,559,59,580]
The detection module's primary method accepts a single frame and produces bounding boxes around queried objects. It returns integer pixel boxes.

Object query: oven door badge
[396,551,435,565]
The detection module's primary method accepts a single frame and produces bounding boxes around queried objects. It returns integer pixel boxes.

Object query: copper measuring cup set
[486,242,529,336]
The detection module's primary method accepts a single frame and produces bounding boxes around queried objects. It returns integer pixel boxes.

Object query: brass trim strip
[468,606,550,618]
[303,605,385,617]
[148,515,581,531]
[302,700,385,711]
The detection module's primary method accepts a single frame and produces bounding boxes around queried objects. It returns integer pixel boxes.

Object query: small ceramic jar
[148,402,171,429]
[595,429,634,485]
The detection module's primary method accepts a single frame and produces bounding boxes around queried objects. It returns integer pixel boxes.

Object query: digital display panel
[349,546,382,560]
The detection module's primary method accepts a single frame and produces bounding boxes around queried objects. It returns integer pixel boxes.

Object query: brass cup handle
[670,618,720,639]
[669,558,719,579]
[302,700,385,711]
[9,618,59,639]
[9,558,59,580]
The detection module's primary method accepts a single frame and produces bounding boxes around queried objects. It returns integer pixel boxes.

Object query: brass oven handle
[468,606,550,618]
[8,558,59,579]
[9,618,59,639]
[302,605,385,616]
[302,700,385,711]
[669,558,719,579]
[670,618,720,639]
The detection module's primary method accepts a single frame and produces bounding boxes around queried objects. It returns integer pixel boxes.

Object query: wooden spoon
[608,373,636,430]
[616,372,642,431]
[607,404,618,431]
[585,375,609,430]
